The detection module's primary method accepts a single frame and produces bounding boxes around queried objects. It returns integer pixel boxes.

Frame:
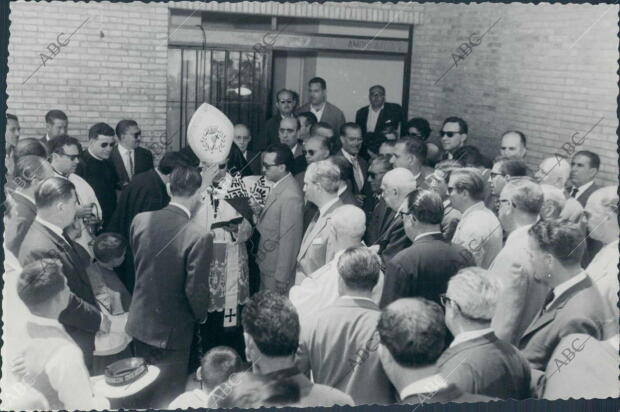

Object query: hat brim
[92,365,160,399]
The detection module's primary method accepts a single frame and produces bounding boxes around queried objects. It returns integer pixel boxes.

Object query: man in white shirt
[17,259,109,410]
[449,168,502,269]
[112,120,154,187]
[337,123,367,196]
[438,268,531,399]
[568,150,601,207]
[40,110,68,148]
[296,77,346,134]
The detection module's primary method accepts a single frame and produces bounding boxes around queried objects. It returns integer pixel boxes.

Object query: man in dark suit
[6,155,54,256]
[439,117,469,161]
[438,268,531,399]
[19,177,107,372]
[370,168,417,262]
[296,77,346,134]
[297,247,394,405]
[518,219,614,390]
[337,123,368,197]
[355,85,404,157]
[377,298,493,405]
[233,123,262,175]
[254,88,297,152]
[254,144,304,294]
[108,151,190,291]
[380,190,475,308]
[40,109,68,149]
[126,166,214,407]
[390,138,433,189]
[75,122,120,229]
[278,117,306,175]
[111,120,154,188]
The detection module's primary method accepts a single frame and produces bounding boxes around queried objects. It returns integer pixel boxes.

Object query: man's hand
[10,352,27,378]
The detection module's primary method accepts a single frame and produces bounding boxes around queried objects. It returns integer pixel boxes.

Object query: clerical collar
[87,147,104,161]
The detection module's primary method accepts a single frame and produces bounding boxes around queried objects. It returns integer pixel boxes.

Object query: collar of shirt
[412,171,421,181]
[443,199,451,209]
[52,166,69,179]
[549,271,588,309]
[45,134,51,141]
[461,201,485,219]
[574,180,594,197]
[319,196,339,217]
[87,147,104,161]
[337,184,346,197]
[413,231,443,243]
[35,216,65,238]
[241,150,248,160]
[311,102,326,114]
[339,295,376,304]
[291,144,299,156]
[272,173,291,190]
[27,312,64,330]
[340,149,358,164]
[169,201,191,218]
[15,190,36,205]
[370,104,384,113]
[117,143,133,156]
[155,168,166,184]
[449,328,494,348]
[397,198,408,214]
[400,374,449,400]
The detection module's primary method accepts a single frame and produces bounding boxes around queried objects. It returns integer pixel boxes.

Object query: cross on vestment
[224,307,237,328]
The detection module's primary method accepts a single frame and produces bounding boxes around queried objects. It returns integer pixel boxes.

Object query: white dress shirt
[571,181,594,199]
[169,201,191,219]
[35,216,65,239]
[546,271,588,310]
[117,143,135,178]
[366,105,384,133]
[341,150,364,190]
[310,103,326,122]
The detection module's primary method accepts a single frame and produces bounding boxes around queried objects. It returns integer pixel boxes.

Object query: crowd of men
[2,76,618,409]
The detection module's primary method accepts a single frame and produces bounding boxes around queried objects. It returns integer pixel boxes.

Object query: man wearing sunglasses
[439,117,468,161]
[111,120,154,187]
[76,122,120,229]
[255,88,298,152]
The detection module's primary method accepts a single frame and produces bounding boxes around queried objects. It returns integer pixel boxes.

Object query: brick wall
[409,3,619,185]
[7,1,169,153]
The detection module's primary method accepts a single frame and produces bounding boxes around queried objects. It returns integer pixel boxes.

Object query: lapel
[261,174,291,219]
[299,199,342,257]
[375,106,387,130]
[111,146,129,182]
[380,206,396,237]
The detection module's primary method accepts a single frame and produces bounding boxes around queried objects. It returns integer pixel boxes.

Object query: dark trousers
[133,339,190,408]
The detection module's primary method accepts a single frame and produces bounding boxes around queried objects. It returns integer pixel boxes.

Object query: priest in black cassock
[108,151,191,291]
[76,122,120,229]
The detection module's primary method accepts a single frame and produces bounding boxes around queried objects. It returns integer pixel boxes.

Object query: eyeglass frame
[56,150,80,161]
[439,293,492,322]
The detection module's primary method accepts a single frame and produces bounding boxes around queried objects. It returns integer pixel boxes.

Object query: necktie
[62,230,77,252]
[351,157,364,191]
[543,290,555,311]
[569,187,578,198]
[127,151,134,179]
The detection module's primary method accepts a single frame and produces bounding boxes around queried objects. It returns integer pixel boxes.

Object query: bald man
[500,131,527,159]
[535,156,583,222]
[368,168,417,262]
[289,205,384,319]
[233,124,261,175]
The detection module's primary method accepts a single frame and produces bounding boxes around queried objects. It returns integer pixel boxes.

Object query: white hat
[93,358,160,399]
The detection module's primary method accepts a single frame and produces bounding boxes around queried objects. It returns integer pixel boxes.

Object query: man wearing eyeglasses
[76,123,120,230]
[488,157,528,214]
[438,268,531,399]
[255,88,298,152]
[49,135,102,257]
[439,117,469,161]
[111,120,154,188]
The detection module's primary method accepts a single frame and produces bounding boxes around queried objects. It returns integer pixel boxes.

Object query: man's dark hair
[306,135,330,153]
[407,189,444,225]
[369,84,386,94]
[310,121,334,137]
[48,135,82,155]
[115,119,138,138]
[275,88,295,102]
[328,155,354,186]
[503,130,527,147]
[280,116,300,131]
[339,122,362,137]
[377,298,447,367]
[264,143,294,173]
[442,116,468,134]
[529,219,586,266]
[45,110,68,125]
[337,247,381,291]
[157,151,191,175]
[15,138,48,160]
[496,157,528,177]
[453,145,489,168]
[398,137,428,163]
[93,232,127,263]
[308,77,326,89]
[297,112,317,127]
[574,150,601,170]
[450,168,485,201]
[200,346,243,388]
[406,118,431,141]
[35,177,75,209]
[14,156,50,189]
[169,166,202,197]
[7,113,18,121]
[241,291,300,357]
[88,122,115,140]
[18,260,66,311]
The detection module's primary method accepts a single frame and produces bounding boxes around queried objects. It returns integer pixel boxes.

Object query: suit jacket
[126,204,214,351]
[437,332,531,399]
[256,174,304,293]
[243,150,262,176]
[365,199,411,262]
[441,200,461,242]
[572,182,600,207]
[336,149,369,195]
[19,221,102,369]
[296,199,342,281]
[291,144,308,175]
[400,381,495,405]
[5,191,37,256]
[297,297,395,405]
[254,114,283,152]
[296,102,346,134]
[355,102,404,154]
[302,183,358,232]
[518,275,613,372]
[380,233,475,307]
[451,202,502,269]
[110,146,154,187]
